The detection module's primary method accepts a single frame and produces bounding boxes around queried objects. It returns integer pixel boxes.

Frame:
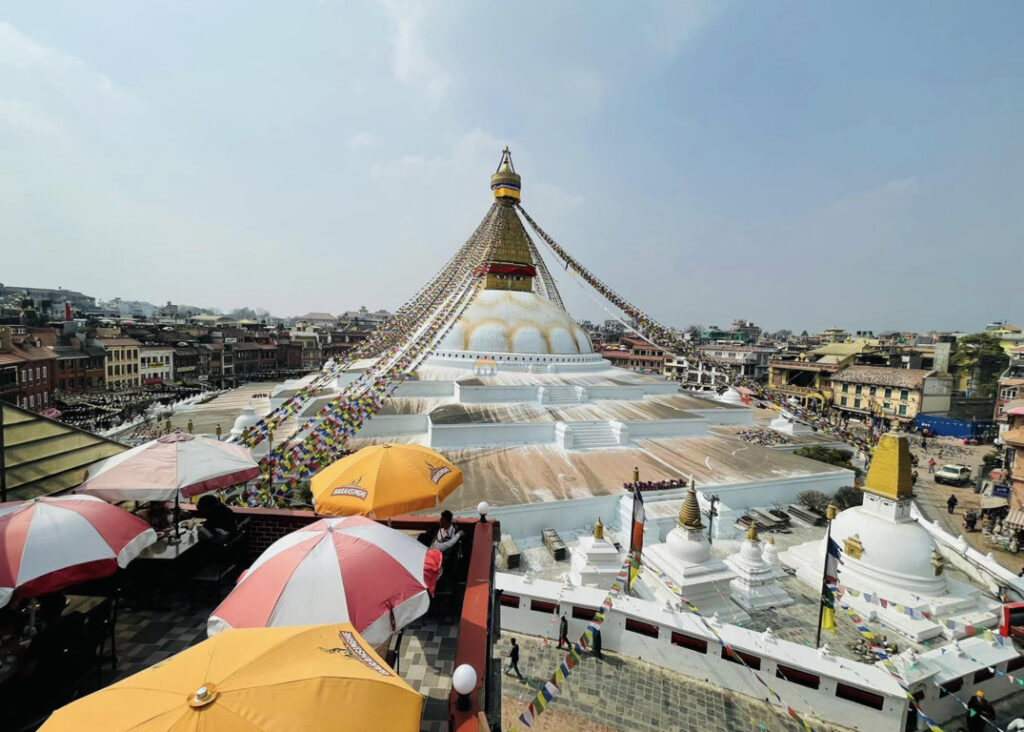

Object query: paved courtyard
[498,631,836,732]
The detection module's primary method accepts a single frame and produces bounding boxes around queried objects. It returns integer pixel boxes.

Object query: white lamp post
[452,663,477,712]
[477,501,490,523]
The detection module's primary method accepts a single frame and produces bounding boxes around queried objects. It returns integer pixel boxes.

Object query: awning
[143,378,163,385]
[1005,509,1024,529]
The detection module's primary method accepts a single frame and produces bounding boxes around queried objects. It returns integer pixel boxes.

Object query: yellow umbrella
[40,624,422,731]
[312,444,462,519]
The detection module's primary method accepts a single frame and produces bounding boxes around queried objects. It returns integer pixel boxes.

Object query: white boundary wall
[496,573,1021,731]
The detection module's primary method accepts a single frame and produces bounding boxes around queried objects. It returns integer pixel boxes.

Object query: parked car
[934,464,972,486]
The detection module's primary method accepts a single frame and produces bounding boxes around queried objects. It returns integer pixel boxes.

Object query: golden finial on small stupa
[594,517,604,540]
[678,484,703,531]
[746,523,759,542]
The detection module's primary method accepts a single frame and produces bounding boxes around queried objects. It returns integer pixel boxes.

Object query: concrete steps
[567,422,618,449]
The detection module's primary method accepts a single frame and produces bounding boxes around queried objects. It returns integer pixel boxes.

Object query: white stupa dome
[230,405,260,437]
[438,290,593,355]
[718,387,745,405]
[666,527,712,565]
[762,538,781,567]
[828,505,946,596]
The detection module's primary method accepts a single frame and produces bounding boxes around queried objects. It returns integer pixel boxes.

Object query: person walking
[966,690,994,732]
[504,638,524,681]
[928,458,936,474]
[947,494,959,515]
[557,613,569,650]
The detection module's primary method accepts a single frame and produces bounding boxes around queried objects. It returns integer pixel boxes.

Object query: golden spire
[863,433,914,501]
[490,147,521,203]
[677,484,703,531]
[746,523,759,542]
[593,517,604,540]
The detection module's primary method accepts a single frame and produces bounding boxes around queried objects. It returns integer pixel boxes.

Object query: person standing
[966,690,994,732]
[947,494,959,515]
[928,458,936,474]
[557,613,569,650]
[504,638,524,681]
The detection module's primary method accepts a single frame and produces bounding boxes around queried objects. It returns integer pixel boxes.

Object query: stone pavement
[497,631,849,732]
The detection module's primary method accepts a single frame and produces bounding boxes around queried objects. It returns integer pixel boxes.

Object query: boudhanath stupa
[228,150,851,516]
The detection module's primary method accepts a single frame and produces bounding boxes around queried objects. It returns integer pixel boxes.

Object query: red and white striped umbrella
[77,431,260,502]
[208,516,442,647]
[0,495,157,608]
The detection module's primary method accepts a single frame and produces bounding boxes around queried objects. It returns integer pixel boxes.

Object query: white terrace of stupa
[221,153,855,515]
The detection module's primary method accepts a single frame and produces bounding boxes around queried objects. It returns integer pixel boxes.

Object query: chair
[190,522,249,607]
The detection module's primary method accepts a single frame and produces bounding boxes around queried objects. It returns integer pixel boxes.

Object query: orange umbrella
[312,444,462,519]
[39,624,422,731]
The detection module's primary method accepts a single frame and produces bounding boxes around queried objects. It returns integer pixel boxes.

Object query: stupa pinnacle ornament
[678,484,703,531]
[490,146,521,203]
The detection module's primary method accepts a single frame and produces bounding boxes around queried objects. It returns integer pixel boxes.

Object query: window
[530,599,558,614]
[670,632,707,654]
[572,607,597,621]
[498,593,520,609]
[884,402,891,410]
[899,404,907,416]
[29,394,35,408]
[869,386,876,397]
[42,366,47,380]
[938,677,963,697]
[721,647,761,670]
[34,367,40,382]
[900,389,909,401]
[624,618,659,638]
[855,385,862,395]
[842,383,848,393]
[854,399,861,409]
[840,397,848,406]
[885,387,892,398]
[1007,656,1024,673]
[107,366,113,376]
[776,664,820,690]
[835,683,884,710]
[974,667,995,684]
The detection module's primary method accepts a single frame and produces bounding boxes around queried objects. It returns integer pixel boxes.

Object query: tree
[833,485,863,510]
[796,490,831,515]
[951,333,1009,398]
[793,445,863,479]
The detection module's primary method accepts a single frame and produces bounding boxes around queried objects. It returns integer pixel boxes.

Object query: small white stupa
[229,404,260,438]
[761,535,782,569]
[571,518,624,587]
[770,400,815,435]
[644,484,749,623]
[724,524,793,612]
[780,433,1000,642]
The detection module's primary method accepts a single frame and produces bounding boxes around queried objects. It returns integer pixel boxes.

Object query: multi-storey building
[830,366,953,423]
[664,345,774,389]
[995,346,1024,437]
[600,336,667,374]
[54,344,105,392]
[768,340,874,409]
[140,345,175,385]
[0,326,57,410]
[96,337,141,389]
[173,346,199,383]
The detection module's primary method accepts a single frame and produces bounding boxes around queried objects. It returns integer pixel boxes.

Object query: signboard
[224,337,237,344]
[993,484,1012,498]
[198,375,209,382]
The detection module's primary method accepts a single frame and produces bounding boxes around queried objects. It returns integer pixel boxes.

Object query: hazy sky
[2,2,1022,333]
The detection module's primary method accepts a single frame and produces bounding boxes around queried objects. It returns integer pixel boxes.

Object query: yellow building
[768,340,876,409]
[830,366,953,422]
[97,337,141,389]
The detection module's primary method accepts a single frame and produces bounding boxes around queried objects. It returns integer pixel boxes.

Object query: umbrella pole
[174,491,180,539]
